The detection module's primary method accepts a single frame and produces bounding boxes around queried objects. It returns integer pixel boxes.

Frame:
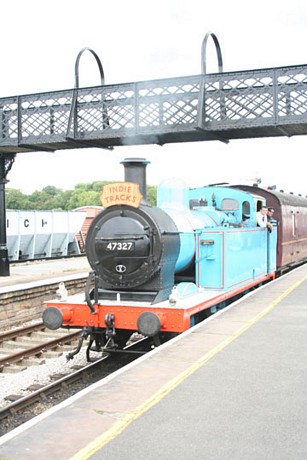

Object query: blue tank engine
[43,158,278,353]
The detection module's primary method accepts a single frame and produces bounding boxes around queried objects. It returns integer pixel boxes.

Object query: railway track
[0,322,82,372]
[0,337,152,436]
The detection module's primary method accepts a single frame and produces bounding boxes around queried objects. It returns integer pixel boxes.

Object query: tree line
[6,182,157,210]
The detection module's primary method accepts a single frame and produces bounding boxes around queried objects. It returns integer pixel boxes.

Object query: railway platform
[0,263,306,460]
[0,257,90,289]
[0,257,91,327]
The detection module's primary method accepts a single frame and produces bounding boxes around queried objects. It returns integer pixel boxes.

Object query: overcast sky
[2,0,307,195]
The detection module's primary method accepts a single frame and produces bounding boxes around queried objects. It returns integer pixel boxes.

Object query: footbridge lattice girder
[0,64,307,155]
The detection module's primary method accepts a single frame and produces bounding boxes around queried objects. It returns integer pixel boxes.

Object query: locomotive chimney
[121,158,150,200]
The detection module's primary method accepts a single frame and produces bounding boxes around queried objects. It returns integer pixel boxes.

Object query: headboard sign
[100,182,143,208]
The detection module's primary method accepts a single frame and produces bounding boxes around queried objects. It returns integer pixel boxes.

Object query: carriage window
[292,214,296,237]
[221,198,238,211]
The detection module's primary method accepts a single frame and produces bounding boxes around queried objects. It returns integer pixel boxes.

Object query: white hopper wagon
[6,210,86,261]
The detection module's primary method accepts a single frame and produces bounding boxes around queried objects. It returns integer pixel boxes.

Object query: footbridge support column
[0,154,15,276]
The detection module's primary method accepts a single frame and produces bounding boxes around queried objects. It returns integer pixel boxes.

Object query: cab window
[242,201,250,217]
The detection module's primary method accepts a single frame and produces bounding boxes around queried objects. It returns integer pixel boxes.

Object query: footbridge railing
[0,64,307,154]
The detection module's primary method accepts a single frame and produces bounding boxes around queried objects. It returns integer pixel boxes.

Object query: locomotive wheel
[86,330,133,361]
[114,330,133,349]
[158,331,179,344]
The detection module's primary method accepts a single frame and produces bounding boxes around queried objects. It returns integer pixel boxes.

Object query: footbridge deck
[1,63,307,154]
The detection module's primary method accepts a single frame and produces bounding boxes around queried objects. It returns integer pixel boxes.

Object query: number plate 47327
[106,241,135,251]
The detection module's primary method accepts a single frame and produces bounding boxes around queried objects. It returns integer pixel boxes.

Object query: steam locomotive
[42,158,307,359]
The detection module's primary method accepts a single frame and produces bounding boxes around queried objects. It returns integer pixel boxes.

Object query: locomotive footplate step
[1,264,307,459]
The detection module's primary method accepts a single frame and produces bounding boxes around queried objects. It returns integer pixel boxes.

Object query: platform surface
[0,257,90,290]
[0,264,306,460]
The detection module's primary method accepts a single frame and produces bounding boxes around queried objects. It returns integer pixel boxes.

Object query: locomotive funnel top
[120,158,150,200]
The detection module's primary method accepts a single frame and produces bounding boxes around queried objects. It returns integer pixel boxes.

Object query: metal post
[66,47,105,140]
[201,32,223,75]
[0,154,15,276]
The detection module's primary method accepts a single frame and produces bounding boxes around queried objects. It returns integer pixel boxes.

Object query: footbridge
[1,60,307,155]
[1,33,307,275]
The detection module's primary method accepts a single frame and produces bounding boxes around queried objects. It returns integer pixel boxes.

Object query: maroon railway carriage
[233,185,307,269]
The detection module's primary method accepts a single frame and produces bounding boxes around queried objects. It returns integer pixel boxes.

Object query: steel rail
[0,330,81,370]
[0,322,45,343]
[0,337,151,436]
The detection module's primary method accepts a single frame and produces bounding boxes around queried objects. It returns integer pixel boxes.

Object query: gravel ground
[0,346,89,408]
[0,318,140,409]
